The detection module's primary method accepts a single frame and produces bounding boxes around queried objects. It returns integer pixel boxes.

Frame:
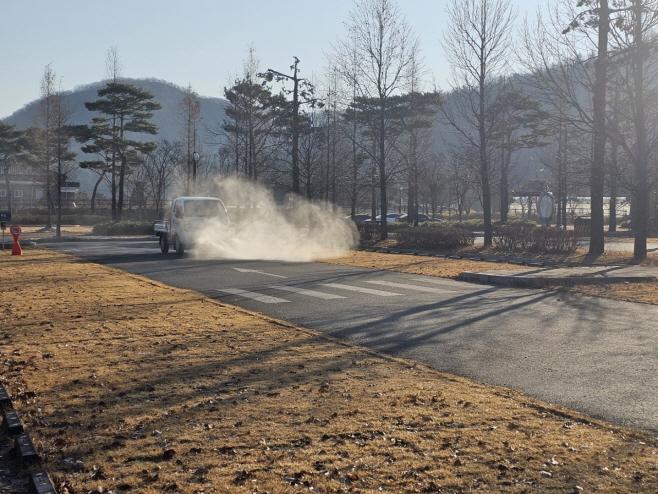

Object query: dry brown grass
[319,250,525,279]
[1,249,658,493]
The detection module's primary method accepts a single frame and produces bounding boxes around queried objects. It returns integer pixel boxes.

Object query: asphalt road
[47,239,658,435]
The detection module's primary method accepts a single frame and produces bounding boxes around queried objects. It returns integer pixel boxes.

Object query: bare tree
[335,0,419,239]
[177,84,202,194]
[423,153,448,218]
[606,0,658,260]
[442,0,516,246]
[144,140,181,217]
[51,92,76,236]
[106,46,122,82]
[447,150,478,221]
[36,64,57,229]
[210,48,282,184]
[330,36,369,219]
[106,47,121,217]
[521,0,658,257]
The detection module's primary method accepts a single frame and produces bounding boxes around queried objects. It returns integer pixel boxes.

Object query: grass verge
[1,249,657,493]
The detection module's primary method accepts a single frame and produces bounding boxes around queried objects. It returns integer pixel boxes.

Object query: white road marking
[216,288,290,304]
[406,276,455,286]
[232,268,287,278]
[366,280,452,294]
[269,285,346,299]
[321,283,402,297]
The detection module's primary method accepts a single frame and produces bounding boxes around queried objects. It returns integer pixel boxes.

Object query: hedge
[11,215,109,226]
[395,227,475,250]
[92,221,153,236]
[493,225,577,252]
[358,223,381,242]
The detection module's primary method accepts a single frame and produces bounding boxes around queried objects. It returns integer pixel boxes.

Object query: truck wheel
[174,236,185,255]
[159,234,169,253]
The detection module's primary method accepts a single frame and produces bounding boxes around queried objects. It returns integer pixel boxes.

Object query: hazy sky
[1,0,547,119]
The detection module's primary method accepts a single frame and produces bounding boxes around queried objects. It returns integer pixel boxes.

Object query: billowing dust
[191,178,358,261]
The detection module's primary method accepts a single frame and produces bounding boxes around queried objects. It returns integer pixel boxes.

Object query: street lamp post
[192,151,199,194]
[259,57,321,195]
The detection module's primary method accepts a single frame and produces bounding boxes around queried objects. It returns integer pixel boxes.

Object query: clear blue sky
[1,0,546,119]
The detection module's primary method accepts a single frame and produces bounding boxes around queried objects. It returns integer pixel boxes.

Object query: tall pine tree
[79,82,161,220]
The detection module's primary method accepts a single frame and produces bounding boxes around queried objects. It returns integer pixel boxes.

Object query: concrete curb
[459,271,657,288]
[358,245,658,288]
[33,235,152,244]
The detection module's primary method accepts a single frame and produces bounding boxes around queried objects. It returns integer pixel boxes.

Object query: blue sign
[0,211,10,222]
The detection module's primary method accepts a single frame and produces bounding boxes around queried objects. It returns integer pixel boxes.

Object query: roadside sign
[10,224,21,236]
[538,192,555,227]
[0,211,10,222]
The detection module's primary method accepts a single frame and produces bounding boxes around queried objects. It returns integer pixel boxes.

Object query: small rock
[540,470,552,478]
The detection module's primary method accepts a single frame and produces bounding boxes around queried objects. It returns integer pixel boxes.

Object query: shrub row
[92,221,153,236]
[11,215,109,226]
[493,226,577,252]
[358,223,381,242]
[395,227,475,250]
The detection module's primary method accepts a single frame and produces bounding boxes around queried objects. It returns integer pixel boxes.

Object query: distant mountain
[3,78,228,195]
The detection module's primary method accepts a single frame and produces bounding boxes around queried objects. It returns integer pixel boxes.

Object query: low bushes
[446,219,484,230]
[358,223,381,242]
[395,227,475,250]
[92,221,153,236]
[493,225,577,252]
[13,215,109,226]
[507,218,538,227]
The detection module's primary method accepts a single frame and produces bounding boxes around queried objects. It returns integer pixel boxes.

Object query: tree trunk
[632,0,647,261]
[608,169,617,233]
[500,146,509,224]
[90,172,105,213]
[371,168,377,221]
[111,151,117,221]
[379,105,388,240]
[291,62,301,195]
[479,41,492,247]
[589,0,609,255]
[118,155,126,221]
[4,158,11,211]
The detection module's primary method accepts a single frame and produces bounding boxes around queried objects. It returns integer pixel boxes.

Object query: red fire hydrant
[10,224,21,255]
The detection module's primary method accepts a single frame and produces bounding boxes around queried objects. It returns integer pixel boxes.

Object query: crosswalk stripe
[216,288,290,304]
[366,280,452,293]
[406,276,455,287]
[269,285,346,299]
[321,283,402,297]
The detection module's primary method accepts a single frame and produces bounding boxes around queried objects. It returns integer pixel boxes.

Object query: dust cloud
[192,178,358,262]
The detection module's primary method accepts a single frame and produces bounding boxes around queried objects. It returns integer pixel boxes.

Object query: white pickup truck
[154,196,230,255]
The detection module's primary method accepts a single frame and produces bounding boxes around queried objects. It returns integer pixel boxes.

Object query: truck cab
[157,196,229,255]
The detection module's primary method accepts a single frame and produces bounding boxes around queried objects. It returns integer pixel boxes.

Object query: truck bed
[154,220,169,234]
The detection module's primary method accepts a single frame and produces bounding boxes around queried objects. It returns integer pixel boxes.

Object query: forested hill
[4,78,228,145]
[3,78,228,195]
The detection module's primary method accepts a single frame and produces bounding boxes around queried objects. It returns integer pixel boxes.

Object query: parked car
[344,214,371,225]
[396,213,445,223]
[364,213,402,224]
[396,213,433,222]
